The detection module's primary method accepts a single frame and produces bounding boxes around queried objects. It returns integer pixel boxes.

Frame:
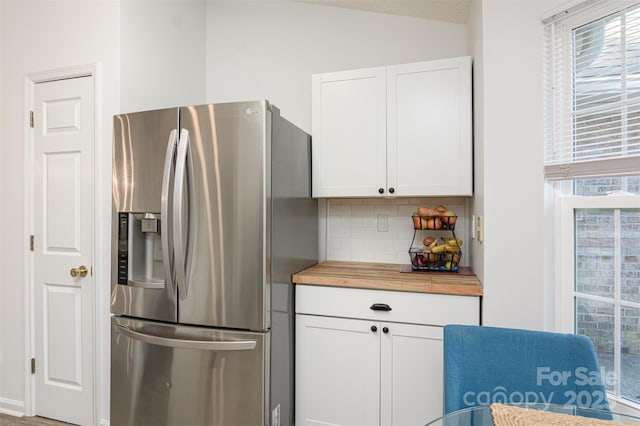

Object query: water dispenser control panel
[117,212,163,287]
[118,213,129,285]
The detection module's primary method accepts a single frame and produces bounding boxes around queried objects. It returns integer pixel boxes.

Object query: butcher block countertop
[292,261,483,296]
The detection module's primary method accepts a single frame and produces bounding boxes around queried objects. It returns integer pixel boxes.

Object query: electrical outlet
[476,216,483,243]
[377,214,388,232]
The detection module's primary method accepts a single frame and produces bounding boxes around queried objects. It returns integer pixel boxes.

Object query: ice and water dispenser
[117,213,164,287]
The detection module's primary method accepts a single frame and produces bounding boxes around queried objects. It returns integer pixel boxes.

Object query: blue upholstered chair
[443,325,610,414]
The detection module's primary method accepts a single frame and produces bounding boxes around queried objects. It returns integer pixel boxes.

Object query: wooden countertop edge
[293,278,483,296]
[292,261,483,297]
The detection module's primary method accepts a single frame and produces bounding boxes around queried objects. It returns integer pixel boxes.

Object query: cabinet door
[296,314,380,426]
[380,323,444,426]
[312,67,387,197]
[387,57,472,196]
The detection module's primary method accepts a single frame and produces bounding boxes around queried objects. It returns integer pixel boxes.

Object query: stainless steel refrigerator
[110,101,318,426]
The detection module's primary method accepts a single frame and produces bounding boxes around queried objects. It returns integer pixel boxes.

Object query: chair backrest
[443,324,610,414]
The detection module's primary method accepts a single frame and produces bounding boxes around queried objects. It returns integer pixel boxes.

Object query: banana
[445,244,460,253]
[431,244,447,254]
[444,238,463,247]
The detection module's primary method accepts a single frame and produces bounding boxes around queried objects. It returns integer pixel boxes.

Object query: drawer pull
[370,303,392,312]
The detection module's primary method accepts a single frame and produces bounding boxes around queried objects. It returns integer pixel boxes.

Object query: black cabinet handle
[371,325,377,332]
[370,303,392,312]
[378,188,384,194]
[388,187,395,194]
[383,327,389,334]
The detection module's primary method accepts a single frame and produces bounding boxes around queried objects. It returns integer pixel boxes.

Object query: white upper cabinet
[312,67,387,197]
[312,56,472,198]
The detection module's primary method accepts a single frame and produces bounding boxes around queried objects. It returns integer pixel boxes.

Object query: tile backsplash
[324,197,470,265]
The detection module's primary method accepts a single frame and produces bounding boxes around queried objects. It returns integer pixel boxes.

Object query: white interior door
[33,75,94,425]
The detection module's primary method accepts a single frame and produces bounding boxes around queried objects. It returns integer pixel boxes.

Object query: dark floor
[0,414,74,426]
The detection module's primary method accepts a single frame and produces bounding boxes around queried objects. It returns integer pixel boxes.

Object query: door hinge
[29,111,34,128]
[29,235,34,251]
[31,358,35,374]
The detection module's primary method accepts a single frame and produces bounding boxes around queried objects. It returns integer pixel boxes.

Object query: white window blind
[544,0,640,180]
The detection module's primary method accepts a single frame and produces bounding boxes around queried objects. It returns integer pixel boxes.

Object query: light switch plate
[472,215,477,239]
[377,214,388,232]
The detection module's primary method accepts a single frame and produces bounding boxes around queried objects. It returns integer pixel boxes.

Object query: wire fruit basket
[409,213,462,272]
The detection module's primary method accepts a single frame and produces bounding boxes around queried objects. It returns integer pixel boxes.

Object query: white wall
[0,1,120,422]
[468,0,485,285]
[120,0,206,112]
[205,0,467,134]
[204,1,469,270]
[475,0,562,329]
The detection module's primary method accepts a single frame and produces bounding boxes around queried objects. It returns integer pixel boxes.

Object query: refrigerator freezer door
[112,108,179,322]
[111,316,268,426]
[177,102,270,330]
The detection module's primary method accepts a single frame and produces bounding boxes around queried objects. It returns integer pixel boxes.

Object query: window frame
[546,0,640,411]
[558,194,640,407]
[544,0,640,180]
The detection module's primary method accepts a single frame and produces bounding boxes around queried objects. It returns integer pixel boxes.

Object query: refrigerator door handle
[113,324,258,351]
[173,129,191,300]
[161,129,178,298]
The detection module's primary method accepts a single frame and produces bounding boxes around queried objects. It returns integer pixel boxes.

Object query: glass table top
[425,403,640,425]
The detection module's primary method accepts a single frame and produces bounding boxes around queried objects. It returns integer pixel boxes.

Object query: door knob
[70,265,88,278]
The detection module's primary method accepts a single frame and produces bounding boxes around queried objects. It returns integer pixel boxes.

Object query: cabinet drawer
[295,285,479,326]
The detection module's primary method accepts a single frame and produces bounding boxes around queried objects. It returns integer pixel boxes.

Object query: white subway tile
[373,229,397,240]
[344,216,364,228]
[373,228,398,241]
[330,199,355,206]
[329,226,351,239]
[368,198,388,206]
[396,251,411,264]
[341,239,365,250]
[396,228,415,240]
[391,239,410,251]
[374,205,398,216]
[329,204,351,216]
[324,198,470,265]
[352,227,374,240]
[327,238,342,249]
[327,248,352,261]
[351,250,372,262]
[352,205,374,216]
[362,215,376,228]
[398,205,418,216]
[373,251,400,263]
[328,216,342,227]
[392,198,411,205]
[389,216,412,229]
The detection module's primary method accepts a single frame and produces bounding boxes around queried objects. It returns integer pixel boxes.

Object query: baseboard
[0,397,24,417]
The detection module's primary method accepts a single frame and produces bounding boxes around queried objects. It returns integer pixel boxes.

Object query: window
[545,1,640,406]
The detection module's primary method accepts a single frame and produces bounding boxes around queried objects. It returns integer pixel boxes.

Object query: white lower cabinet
[295,285,480,426]
[381,322,443,426]
[296,315,382,426]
